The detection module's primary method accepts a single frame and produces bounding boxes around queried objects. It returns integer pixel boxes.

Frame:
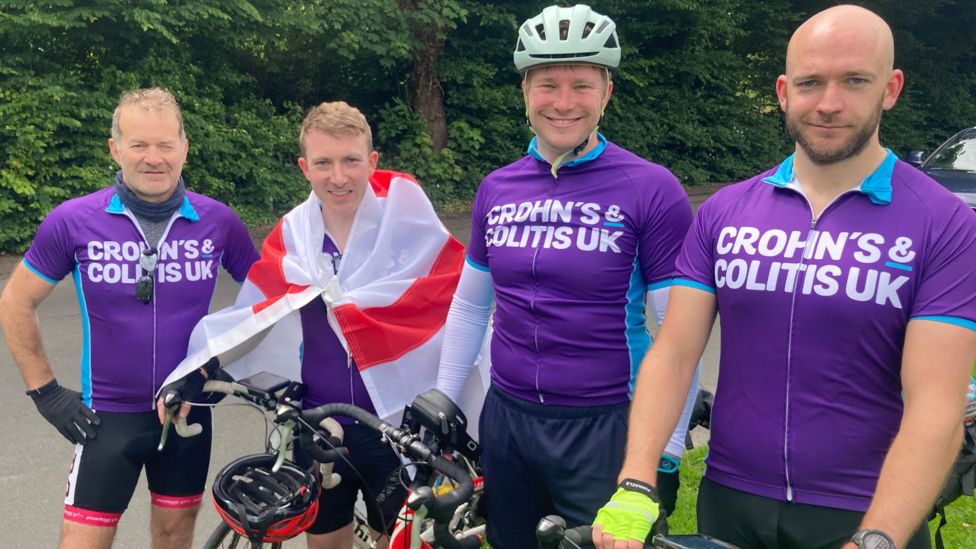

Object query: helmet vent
[603,35,618,48]
[535,23,546,40]
[559,19,570,40]
[582,22,595,39]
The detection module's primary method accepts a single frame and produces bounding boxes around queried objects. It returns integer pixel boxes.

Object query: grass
[670,446,976,547]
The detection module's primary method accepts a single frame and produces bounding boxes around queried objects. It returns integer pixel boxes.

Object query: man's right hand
[592,478,662,548]
[28,379,100,445]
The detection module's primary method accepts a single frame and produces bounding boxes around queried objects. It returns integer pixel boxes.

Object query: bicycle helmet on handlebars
[212,454,320,543]
[514,4,621,74]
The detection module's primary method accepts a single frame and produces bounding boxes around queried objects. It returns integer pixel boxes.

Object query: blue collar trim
[527,133,608,168]
[106,193,200,222]
[761,149,897,205]
[178,196,200,222]
[106,193,125,214]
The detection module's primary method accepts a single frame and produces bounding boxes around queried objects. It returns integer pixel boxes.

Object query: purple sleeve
[466,182,489,268]
[219,209,259,283]
[911,203,976,325]
[639,169,692,287]
[22,205,77,283]
[674,196,718,290]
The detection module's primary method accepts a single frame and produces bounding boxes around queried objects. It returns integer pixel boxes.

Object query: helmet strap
[550,128,597,179]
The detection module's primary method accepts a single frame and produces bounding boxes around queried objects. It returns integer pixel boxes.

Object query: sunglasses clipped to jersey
[136,247,158,303]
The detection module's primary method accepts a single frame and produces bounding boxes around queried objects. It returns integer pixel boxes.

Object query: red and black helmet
[212,454,320,543]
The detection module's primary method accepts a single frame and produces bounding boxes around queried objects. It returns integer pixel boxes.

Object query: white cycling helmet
[514,4,621,74]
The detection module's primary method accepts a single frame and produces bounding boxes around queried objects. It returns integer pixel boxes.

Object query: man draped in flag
[157,101,465,548]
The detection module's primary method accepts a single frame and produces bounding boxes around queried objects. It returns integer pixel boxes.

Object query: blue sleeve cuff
[673,278,716,294]
[647,279,675,292]
[912,315,976,332]
[23,259,60,285]
[465,256,490,272]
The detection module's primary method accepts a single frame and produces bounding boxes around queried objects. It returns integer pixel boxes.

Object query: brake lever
[157,406,204,451]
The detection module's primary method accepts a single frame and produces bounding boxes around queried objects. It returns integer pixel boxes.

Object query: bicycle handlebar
[158,379,351,475]
[537,516,741,549]
[302,402,481,549]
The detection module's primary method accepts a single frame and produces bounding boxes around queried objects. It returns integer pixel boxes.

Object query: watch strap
[851,528,895,549]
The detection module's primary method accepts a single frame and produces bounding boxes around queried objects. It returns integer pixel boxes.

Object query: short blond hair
[300,101,373,155]
[111,87,185,142]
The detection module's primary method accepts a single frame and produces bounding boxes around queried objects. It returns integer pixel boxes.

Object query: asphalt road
[0,190,720,548]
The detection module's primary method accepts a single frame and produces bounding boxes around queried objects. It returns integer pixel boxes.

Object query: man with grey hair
[594,5,976,549]
[0,87,258,548]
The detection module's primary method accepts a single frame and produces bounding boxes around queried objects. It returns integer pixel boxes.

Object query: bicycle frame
[389,474,485,549]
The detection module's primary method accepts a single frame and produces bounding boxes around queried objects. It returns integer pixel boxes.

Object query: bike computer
[238,371,291,394]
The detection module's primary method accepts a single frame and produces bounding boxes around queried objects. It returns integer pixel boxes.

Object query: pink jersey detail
[63,505,121,527]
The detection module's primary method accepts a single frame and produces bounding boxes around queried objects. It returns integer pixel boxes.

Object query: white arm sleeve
[649,286,703,460]
[436,263,494,402]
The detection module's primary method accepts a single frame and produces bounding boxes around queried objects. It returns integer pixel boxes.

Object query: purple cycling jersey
[676,151,976,511]
[468,137,692,406]
[24,185,258,412]
[298,234,377,418]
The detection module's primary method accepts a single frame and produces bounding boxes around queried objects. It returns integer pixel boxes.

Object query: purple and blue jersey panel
[23,186,258,412]
[467,138,692,406]
[675,151,976,511]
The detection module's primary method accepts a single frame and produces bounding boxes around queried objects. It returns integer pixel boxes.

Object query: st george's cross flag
[160,170,486,421]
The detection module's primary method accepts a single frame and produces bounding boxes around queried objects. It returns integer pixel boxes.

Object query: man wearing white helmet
[435,4,701,546]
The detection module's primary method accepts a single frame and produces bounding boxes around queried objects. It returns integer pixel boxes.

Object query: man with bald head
[592,5,976,549]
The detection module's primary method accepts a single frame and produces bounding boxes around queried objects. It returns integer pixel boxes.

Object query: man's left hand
[156,357,220,423]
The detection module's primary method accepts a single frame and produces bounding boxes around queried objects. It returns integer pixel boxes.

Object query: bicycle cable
[294,414,394,538]
[187,400,273,452]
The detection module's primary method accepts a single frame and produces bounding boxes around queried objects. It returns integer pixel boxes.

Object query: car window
[925,133,976,171]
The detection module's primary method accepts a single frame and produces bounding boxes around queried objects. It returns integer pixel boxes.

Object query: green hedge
[1,0,973,252]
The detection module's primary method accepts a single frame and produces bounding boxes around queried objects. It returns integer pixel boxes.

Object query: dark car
[909,127,976,211]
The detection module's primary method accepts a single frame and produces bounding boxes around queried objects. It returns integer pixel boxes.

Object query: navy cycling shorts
[63,406,212,527]
[479,385,629,548]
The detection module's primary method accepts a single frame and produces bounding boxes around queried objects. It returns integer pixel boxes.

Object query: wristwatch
[851,529,895,549]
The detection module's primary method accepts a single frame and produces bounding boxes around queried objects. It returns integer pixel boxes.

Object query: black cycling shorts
[63,406,212,526]
[296,422,406,535]
[697,477,931,549]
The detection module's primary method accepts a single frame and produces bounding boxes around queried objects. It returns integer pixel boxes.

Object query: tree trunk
[398,0,449,153]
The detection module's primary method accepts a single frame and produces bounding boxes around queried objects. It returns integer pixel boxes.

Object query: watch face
[859,532,894,549]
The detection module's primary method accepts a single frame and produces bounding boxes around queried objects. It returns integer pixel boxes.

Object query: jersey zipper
[348,354,355,408]
[531,173,561,404]
[122,209,179,409]
[779,186,857,501]
[531,245,543,403]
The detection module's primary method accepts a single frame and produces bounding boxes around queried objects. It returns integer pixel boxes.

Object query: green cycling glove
[593,478,661,542]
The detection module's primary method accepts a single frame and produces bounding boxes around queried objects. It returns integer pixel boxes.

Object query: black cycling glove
[28,378,100,445]
[160,357,221,409]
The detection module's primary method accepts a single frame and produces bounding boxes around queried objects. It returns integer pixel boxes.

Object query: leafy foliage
[0,0,973,251]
